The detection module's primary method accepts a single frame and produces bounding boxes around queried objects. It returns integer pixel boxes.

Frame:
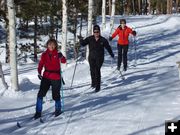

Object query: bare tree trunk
[102,0,106,32]
[148,0,151,14]
[132,0,136,15]
[167,0,170,14]
[1,0,10,63]
[138,0,141,14]
[167,0,172,14]
[72,10,78,60]
[62,0,67,57]
[126,0,131,15]
[144,0,148,15]
[156,0,160,14]
[88,0,93,36]
[170,0,173,14]
[109,0,111,15]
[110,0,115,35]
[176,0,179,13]
[34,0,38,62]
[160,2,164,14]
[86,0,93,60]
[7,0,19,91]
[79,14,83,36]
[0,62,8,89]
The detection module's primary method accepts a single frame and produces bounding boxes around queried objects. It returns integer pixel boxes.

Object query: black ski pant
[117,44,129,70]
[37,78,61,101]
[88,56,104,89]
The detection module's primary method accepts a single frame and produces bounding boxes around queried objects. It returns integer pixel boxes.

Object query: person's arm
[79,37,89,47]
[58,52,66,63]
[109,27,120,41]
[129,27,136,36]
[38,53,45,75]
[132,30,136,36]
[104,38,114,58]
[37,53,45,80]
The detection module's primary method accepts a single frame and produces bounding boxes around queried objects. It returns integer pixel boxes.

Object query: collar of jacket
[93,35,102,39]
[46,49,58,55]
[118,25,127,30]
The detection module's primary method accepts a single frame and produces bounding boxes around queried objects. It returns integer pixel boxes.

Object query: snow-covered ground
[0,15,180,135]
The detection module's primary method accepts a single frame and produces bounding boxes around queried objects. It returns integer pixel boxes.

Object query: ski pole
[70,57,78,89]
[109,23,115,69]
[60,69,64,112]
[134,36,137,67]
[70,39,82,89]
[131,26,137,67]
[60,60,64,112]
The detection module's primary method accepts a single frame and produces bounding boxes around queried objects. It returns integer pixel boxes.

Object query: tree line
[0,0,179,62]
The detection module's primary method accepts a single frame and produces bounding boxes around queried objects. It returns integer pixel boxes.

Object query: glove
[109,37,113,41]
[111,53,114,58]
[77,35,83,40]
[38,74,42,80]
[58,52,63,58]
[132,31,136,36]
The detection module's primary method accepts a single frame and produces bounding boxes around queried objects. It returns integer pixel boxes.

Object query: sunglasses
[94,31,100,33]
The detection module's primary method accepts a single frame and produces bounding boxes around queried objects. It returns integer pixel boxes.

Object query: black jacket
[80,35,114,59]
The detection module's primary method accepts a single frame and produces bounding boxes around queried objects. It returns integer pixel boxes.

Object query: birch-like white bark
[62,0,67,57]
[7,0,19,91]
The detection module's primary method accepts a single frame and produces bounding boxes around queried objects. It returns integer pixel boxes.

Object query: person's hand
[132,31,137,36]
[109,36,113,41]
[111,53,114,58]
[77,35,83,40]
[38,74,42,80]
[58,52,63,58]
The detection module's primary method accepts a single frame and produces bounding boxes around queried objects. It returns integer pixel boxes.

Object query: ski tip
[17,122,21,128]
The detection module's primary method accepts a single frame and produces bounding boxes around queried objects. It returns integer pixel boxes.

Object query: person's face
[93,30,100,37]
[48,42,56,51]
[120,22,126,28]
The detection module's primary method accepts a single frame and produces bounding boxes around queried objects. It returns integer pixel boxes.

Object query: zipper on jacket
[122,29,125,42]
[49,53,52,61]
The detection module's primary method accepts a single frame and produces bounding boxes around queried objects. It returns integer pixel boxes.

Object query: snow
[1,15,180,135]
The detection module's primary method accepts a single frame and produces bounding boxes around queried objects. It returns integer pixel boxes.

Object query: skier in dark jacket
[79,25,114,92]
[34,38,66,119]
[109,19,136,71]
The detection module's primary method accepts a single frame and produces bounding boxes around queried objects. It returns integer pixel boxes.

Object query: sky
[0,14,180,135]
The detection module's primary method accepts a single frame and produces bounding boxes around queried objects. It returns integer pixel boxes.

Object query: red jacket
[38,49,66,80]
[112,26,134,45]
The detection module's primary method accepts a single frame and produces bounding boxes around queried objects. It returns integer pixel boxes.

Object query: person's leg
[88,57,96,88]
[34,78,50,119]
[122,45,129,71]
[51,79,62,117]
[117,45,123,70]
[95,58,104,92]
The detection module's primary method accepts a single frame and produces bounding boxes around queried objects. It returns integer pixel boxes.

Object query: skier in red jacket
[34,38,66,119]
[109,19,136,71]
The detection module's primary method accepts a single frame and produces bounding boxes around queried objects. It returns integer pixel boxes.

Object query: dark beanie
[93,25,100,31]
